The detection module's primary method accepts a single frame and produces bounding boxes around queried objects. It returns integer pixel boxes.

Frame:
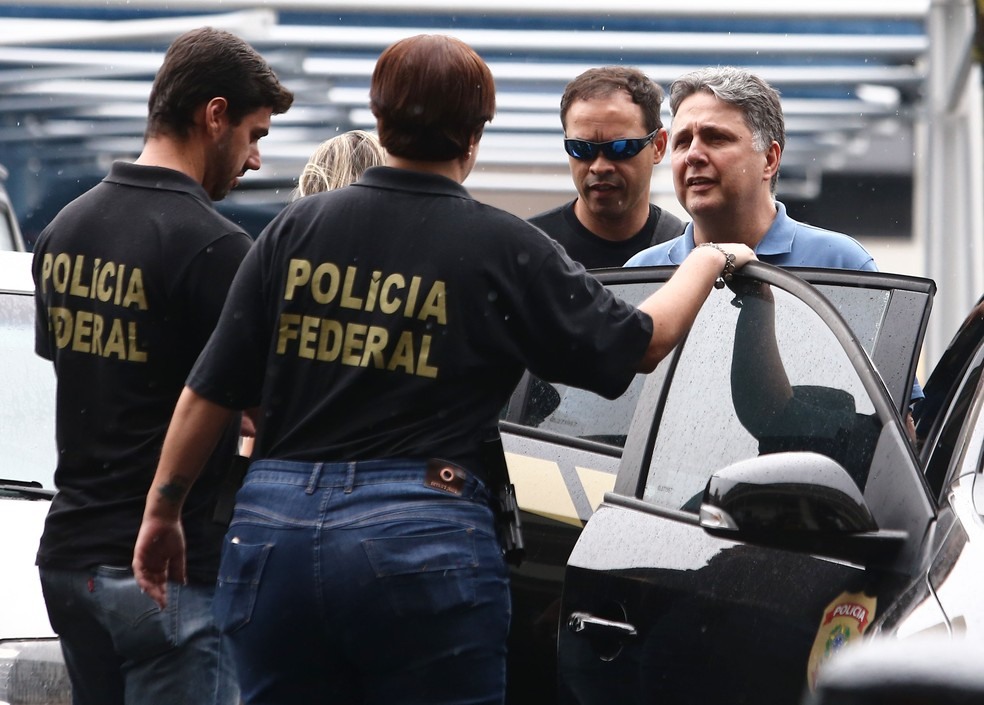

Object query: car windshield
[0,288,57,488]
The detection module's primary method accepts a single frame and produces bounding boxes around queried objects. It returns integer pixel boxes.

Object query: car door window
[507,282,664,449]
[812,286,888,354]
[506,270,930,453]
[643,282,881,512]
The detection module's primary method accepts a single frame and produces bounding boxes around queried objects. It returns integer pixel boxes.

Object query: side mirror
[699,452,907,565]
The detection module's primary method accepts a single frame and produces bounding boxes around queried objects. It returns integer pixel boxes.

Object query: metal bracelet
[697,242,737,289]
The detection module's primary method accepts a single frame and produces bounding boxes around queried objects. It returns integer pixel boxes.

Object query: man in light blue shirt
[627,66,921,417]
[625,67,876,271]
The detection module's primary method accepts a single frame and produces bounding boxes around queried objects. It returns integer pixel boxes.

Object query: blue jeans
[39,566,238,705]
[213,458,511,705]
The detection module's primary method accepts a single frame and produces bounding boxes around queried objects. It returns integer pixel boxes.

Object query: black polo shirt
[33,161,251,582]
[529,200,685,269]
[190,166,653,476]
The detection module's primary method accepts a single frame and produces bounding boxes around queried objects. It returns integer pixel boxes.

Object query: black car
[497,261,984,703]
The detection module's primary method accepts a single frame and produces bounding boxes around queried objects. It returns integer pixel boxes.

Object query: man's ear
[201,97,230,135]
[764,140,781,182]
[652,128,669,165]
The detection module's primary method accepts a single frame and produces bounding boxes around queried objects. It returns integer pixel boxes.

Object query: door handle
[568,611,638,638]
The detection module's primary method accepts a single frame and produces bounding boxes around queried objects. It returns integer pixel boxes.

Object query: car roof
[0,250,34,294]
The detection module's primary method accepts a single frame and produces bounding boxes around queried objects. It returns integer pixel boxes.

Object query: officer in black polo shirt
[33,28,292,705]
[133,34,753,705]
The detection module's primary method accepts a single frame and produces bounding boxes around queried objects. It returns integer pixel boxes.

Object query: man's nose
[589,154,616,172]
[684,141,707,167]
[244,145,261,172]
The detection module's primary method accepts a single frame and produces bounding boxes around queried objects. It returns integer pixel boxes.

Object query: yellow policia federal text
[277,314,437,377]
[37,253,150,362]
[46,308,147,361]
[277,258,447,379]
[38,253,148,309]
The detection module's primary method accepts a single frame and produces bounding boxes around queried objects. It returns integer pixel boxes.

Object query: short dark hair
[146,27,294,139]
[670,67,785,192]
[560,66,665,134]
[370,34,496,162]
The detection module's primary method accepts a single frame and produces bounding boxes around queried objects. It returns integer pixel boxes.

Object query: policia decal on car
[807,591,877,691]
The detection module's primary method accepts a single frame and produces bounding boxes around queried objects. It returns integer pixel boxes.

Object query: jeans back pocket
[213,538,273,634]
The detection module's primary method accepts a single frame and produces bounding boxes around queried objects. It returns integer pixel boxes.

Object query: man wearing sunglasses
[529,67,685,269]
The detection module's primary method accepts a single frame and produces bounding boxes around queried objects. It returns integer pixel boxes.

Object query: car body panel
[886,301,984,642]
[2,253,58,487]
[0,498,56,638]
[561,501,913,703]
[0,250,69,705]
[556,263,940,704]
[1,253,56,645]
[501,435,621,704]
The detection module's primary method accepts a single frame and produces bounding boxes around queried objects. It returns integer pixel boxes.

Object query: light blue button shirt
[624,201,877,271]
[625,201,923,400]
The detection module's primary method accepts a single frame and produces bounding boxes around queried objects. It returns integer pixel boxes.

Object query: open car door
[558,262,936,705]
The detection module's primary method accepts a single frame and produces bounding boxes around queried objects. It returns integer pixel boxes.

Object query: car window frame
[606,262,936,543]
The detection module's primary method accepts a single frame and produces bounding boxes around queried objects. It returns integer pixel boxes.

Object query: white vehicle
[0,250,71,703]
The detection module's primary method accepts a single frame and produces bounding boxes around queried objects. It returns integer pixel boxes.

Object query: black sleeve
[497,243,653,400]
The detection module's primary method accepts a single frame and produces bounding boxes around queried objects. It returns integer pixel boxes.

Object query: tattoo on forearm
[157,481,189,506]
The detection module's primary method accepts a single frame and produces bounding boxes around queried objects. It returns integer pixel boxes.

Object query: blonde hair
[293,130,385,199]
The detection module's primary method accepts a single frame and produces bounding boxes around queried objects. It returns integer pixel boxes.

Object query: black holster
[482,433,525,567]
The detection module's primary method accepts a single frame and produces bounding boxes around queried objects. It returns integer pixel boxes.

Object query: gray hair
[669,67,785,191]
[293,130,386,200]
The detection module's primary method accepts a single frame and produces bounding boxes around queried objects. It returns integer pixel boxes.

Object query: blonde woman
[292,129,385,199]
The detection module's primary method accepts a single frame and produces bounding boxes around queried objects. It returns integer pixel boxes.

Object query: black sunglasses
[563,129,658,162]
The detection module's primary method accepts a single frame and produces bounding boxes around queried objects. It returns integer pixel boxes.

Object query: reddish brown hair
[370,34,495,161]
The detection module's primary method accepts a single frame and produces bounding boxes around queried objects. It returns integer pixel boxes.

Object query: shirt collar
[356,166,472,200]
[752,201,794,256]
[667,224,698,265]
[677,200,793,259]
[105,161,210,203]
